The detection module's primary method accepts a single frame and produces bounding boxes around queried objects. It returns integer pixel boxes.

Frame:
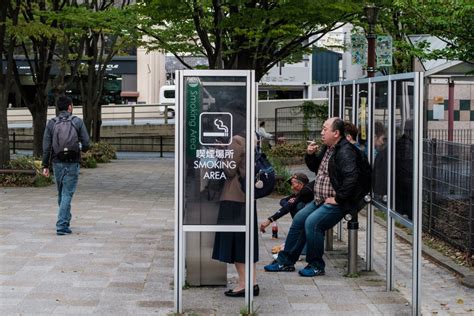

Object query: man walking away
[264,117,365,277]
[42,96,90,235]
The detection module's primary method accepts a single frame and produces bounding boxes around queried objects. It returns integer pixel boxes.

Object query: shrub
[80,152,98,168]
[268,142,318,165]
[80,141,116,167]
[88,142,117,163]
[0,156,53,187]
[264,151,292,195]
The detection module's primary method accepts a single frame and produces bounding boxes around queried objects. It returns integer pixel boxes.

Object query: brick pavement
[0,158,471,315]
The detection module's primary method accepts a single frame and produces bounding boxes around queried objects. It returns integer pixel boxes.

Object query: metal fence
[274,105,324,143]
[8,132,174,156]
[422,138,474,255]
[424,129,473,144]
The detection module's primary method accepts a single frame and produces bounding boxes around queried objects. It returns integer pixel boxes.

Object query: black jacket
[305,138,364,214]
[268,181,314,222]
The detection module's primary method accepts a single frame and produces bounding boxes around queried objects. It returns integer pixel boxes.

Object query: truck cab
[159,85,175,118]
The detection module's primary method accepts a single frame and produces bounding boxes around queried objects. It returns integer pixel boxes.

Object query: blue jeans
[53,162,80,231]
[277,201,344,270]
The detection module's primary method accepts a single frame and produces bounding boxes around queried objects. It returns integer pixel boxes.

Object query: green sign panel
[186,77,201,156]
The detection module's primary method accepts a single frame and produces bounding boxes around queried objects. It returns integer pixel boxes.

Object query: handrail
[7,104,174,126]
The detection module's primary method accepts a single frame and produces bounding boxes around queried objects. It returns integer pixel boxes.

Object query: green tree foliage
[47,1,139,141]
[137,0,362,81]
[2,0,139,161]
[6,0,65,157]
[396,0,473,63]
[356,0,473,74]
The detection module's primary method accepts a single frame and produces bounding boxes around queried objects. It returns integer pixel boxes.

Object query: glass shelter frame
[174,70,257,314]
[329,73,424,315]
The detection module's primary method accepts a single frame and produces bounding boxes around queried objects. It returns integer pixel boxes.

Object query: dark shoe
[298,264,325,277]
[253,284,259,296]
[224,285,260,297]
[264,261,295,272]
[224,288,244,297]
[56,228,72,235]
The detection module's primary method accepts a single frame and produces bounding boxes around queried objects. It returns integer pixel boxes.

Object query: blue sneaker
[298,264,325,277]
[57,228,72,235]
[264,261,295,272]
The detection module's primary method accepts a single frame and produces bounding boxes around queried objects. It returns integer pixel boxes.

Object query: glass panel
[333,86,340,117]
[357,83,369,152]
[393,80,414,222]
[183,75,248,225]
[372,82,389,206]
[343,84,353,121]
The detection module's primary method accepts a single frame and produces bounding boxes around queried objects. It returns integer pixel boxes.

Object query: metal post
[274,108,278,140]
[160,136,164,158]
[164,105,168,125]
[337,221,343,241]
[131,106,135,125]
[470,144,474,256]
[429,139,437,233]
[347,212,358,275]
[12,132,16,154]
[325,228,334,251]
[448,81,454,141]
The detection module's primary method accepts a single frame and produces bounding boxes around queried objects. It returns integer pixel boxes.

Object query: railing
[100,135,174,155]
[7,104,174,126]
[8,132,174,156]
[422,138,474,255]
[424,129,473,145]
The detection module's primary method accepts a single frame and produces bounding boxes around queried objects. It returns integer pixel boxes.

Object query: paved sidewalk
[0,158,472,315]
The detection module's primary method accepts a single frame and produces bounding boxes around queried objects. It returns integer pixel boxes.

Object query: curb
[372,215,474,289]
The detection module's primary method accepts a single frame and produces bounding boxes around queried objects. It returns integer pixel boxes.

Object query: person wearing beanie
[259,172,314,232]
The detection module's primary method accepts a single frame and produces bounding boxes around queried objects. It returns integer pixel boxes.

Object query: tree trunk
[95,104,102,141]
[31,102,48,158]
[0,89,10,167]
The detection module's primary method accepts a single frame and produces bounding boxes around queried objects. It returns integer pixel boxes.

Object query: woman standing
[212,132,259,297]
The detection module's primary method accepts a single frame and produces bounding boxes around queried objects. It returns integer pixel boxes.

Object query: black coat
[268,181,314,222]
[305,138,364,214]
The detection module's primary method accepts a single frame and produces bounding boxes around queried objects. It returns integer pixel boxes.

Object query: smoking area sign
[199,112,233,145]
[175,70,257,314]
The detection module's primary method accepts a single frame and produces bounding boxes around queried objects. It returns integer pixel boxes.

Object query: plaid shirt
[314,146,336,204]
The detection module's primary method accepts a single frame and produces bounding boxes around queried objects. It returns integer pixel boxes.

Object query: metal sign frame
[328,72,423,315]
[174,70,256,314]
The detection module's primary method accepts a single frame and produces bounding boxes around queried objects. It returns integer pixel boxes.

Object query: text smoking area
[174,71,424,315]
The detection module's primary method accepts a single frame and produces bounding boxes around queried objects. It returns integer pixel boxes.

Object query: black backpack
[240,152,276,199]
[51,116,80,162]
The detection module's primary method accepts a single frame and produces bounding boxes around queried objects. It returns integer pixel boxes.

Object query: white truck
[159,85,175,118]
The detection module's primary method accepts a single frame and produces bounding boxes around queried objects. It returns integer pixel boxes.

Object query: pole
[347,212,358,275]
[448,81,454,141]
[367,28,376,78]
[364,5,379,78]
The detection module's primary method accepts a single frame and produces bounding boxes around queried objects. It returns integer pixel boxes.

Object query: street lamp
[364,4,379,78]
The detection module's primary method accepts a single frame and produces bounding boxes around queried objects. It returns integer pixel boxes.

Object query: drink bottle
[271,221,278,239]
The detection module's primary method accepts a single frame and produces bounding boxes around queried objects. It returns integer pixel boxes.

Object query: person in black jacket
[265,117,364,277]
[259,173,314,232]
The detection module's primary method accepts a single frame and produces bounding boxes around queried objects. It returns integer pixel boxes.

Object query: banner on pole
[376,35,393,67]
[351,34,367,65]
